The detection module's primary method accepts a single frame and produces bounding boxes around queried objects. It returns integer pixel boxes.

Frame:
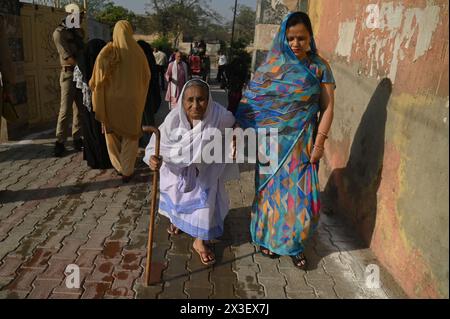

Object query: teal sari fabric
[235,12,335,256]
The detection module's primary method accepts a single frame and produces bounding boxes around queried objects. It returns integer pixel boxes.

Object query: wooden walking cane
[143,126,161,287]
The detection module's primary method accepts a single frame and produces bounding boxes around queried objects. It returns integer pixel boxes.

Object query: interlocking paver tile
[0,89,407,300]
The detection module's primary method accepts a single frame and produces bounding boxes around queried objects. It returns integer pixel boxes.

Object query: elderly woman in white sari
[144,79,237,265]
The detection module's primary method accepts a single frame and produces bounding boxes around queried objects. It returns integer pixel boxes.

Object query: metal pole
[230,0,238,47]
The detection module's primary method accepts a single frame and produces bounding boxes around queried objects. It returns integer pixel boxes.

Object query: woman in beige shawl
[90,20,150,182]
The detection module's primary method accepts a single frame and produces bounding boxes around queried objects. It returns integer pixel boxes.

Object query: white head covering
[144,79,238,192]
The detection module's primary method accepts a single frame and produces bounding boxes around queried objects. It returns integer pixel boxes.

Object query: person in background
[216,51,228,87]
[73,39,112,169]
[153,46,168,90]
[226,55,249,115]
[165,51,189,109]
[138,40,162,148]
[90,21,150,183]
[191,41,199,55]
[169,48,179,64]
[198,40,207,54]
[52,3,85,157]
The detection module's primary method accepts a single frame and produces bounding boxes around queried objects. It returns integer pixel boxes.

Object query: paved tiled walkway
[0,86,406,299]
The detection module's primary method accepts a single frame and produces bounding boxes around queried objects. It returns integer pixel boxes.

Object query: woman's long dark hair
[285,11,317,55]
[286,11,314,37]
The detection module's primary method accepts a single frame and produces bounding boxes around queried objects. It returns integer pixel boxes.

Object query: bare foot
[193,239,216,266]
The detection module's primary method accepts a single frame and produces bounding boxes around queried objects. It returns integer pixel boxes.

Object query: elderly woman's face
[286,23,311,59]
[183,85,209,123]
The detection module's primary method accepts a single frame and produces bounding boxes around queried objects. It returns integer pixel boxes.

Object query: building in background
[1,1,110,140]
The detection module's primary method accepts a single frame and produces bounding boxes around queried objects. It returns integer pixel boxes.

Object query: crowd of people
[48,4,335,269]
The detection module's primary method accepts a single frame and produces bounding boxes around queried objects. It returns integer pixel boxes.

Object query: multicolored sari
[235,13,336,256]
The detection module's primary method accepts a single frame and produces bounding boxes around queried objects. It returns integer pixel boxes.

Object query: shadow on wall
[323,78,393,246]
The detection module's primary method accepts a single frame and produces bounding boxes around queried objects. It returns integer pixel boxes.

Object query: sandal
[193,244,216,266]
[260,246,279,259]
[291,252,307,270]
[167,224,182,235]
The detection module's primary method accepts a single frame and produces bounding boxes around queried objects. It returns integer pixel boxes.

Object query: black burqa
[138,40,162,148]
[77,39,112,169]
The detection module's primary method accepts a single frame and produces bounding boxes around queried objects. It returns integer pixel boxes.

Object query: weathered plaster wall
[310,0,449,298]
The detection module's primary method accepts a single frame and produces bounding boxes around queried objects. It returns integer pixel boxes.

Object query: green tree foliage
[151,36,174,55]
[145,0,227,44]
[54,0,111,17]
[95,3,137,28]
[233,4,256,46]
[85,0,113,17]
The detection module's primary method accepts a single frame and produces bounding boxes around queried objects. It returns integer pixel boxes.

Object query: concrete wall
[310,0,449,298]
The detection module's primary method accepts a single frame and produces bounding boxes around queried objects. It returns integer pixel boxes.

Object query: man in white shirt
[153,47,168,90]
[216,51,228,86]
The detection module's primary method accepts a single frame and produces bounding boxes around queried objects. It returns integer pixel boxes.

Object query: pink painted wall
[310,0,449,298]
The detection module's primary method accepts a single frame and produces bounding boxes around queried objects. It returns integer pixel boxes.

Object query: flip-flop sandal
[194,246,216,266]
[260,246,279,259]
[291,253,307,270]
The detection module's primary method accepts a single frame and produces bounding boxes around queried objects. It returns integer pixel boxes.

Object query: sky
[112,0,257,21]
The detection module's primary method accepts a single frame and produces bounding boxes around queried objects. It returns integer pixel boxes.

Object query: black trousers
[217,65,226,82]
[157,65,166,90]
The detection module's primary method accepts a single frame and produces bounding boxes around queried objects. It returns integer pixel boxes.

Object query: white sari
[144,80,239,240]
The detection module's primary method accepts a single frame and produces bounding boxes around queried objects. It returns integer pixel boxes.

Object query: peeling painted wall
[310,0,449,298]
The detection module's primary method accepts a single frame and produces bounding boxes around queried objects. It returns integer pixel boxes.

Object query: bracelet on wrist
[318,131,329,139]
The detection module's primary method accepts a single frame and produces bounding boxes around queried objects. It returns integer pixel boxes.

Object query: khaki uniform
[53,25,84,143]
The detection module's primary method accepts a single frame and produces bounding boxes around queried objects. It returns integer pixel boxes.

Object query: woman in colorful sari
[144,79,237,266]
[235,12,336,269]
[90,21,150,183]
